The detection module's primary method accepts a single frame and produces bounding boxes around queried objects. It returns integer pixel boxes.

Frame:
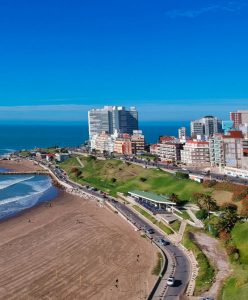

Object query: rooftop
[129,190,176,205]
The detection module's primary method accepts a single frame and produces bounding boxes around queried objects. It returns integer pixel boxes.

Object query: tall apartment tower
[178,127,186,140]
[190,116,222,138]
[230,110,248,128]
[88,106,138,138]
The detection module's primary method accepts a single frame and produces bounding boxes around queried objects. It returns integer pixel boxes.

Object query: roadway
[39,160,191,300]
[123,156,248,186]
[111,199,190,300]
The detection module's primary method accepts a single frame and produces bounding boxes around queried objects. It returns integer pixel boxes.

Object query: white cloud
[166,1,246,18]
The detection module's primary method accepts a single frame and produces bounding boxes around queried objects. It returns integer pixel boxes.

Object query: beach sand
[0,161,158,300]
[0,159,42,172]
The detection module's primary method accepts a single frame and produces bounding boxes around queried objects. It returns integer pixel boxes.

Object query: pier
[0,171,50,175]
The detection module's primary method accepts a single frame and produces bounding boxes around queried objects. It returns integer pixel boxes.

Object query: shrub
[203,180,217,188]
[226,245,239,256]
[175,172,189,179]
[221,203,238,211]
[111,177,117,183]
[140,177,147,182]
[195,209,208,220]
[219,230,231,242]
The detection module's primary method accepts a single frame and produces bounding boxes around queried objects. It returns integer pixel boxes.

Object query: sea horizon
[0,121,190,155]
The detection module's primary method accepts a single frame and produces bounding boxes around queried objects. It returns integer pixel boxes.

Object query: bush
[221,203,238,211]
[175,172,189,179]
[140,177,147,182]
[70,167,82,177]
[203,180,217,188]
[111,177,117,183]
[195,209,208,220]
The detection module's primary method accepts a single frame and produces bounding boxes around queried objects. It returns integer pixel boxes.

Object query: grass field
[182,226,215,295]
[132,205,173,235]
[220,222,248,300]
[60,156,209,200]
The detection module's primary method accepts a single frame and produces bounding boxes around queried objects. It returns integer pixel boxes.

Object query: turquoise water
[0,174,58,220]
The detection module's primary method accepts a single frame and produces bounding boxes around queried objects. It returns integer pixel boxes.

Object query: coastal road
[43,162,191,300]
[110,199,191,300]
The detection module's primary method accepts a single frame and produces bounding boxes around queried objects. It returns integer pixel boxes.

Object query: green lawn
[182,226,215,295]
[60,156,209,199]
[170,220,181,232]
[132,205,173,235]
[220,222,248,300]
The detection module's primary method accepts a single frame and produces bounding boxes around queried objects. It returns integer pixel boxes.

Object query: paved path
[186,209,204,228]
[76,157,84,168]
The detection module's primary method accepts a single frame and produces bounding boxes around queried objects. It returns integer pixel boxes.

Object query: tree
[197,194,218,218]
[216,209,239,233]
[169,193,180,204]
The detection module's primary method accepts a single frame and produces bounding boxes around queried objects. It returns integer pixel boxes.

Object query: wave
[0,176,35,191]
[23,177,52,193]
[0,176,57,219]
[0,188,47,207]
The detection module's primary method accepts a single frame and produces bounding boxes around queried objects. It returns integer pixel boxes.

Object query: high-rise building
[88,106,138,138]
[230,110,248,128]
[190,116,222,138]
[230,111,242,128]
[178,127,186,140]
[209,134,225,167]
[223,130,243,168]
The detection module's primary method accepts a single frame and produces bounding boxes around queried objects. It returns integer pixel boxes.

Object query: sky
[0,0,248,123]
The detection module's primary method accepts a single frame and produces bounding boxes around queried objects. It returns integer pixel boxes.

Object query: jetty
[0,171,50,175]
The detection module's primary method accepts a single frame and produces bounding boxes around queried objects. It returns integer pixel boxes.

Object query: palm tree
[197,194,218,218]
[169,193,180,204]
[217,209,239,233]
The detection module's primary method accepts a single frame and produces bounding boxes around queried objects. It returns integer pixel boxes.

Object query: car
[146,228,155,234]
[167,276,175,286]
[158,238,170,246]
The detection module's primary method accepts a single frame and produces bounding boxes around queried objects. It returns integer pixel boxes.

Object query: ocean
[0,121,190,219]
[0,121,190,155]
[0,174,58,220]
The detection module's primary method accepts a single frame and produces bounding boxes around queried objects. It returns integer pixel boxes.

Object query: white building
[157,141,183,163]
[223,130,243,168]
[209,134,225,167]
[90,131,115,154]
[88,106,138,138]
[190,116,222,138]
[181,140,210,165]
[178,127,186,140]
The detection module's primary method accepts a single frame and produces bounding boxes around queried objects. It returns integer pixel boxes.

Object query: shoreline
[0,159,158,299]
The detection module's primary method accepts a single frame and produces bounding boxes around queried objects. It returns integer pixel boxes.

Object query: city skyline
[0,0,248,122]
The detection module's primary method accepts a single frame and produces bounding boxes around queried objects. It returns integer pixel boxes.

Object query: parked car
[146,228,155,235]
[167,276,175,286]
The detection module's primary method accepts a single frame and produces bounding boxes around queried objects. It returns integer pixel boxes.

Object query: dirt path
[0,191,157,300]
[193,232,231,299]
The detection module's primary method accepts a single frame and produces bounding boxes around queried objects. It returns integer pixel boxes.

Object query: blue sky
[0,0,247,122]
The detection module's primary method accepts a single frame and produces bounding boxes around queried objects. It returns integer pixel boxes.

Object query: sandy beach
[0,159,43,172]
[0,160,158,300]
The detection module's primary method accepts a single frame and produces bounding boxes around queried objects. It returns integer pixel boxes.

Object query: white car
[167,276,175,286]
